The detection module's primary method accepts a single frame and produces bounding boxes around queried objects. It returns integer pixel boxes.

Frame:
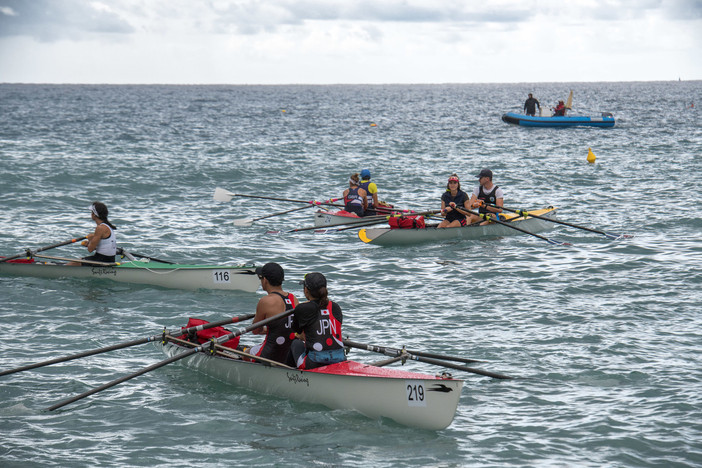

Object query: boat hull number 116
[212,270,231,283]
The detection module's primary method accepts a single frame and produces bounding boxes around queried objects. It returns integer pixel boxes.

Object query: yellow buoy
[370,123,377,127]
[587,147,596,163]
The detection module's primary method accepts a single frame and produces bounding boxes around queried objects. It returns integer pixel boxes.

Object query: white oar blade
[214,187,234,202]
[233,218,253,226]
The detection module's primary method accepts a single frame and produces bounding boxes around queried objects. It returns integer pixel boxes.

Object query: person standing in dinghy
[343,173,367,217]
[358,169,379,216]
[438,174,470,228]
[524,93,541,116]
[68,201,117,266]
[246,262,299,364]
[290,272,346,369]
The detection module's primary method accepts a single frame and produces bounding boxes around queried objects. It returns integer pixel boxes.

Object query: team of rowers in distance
[343,168,504,228]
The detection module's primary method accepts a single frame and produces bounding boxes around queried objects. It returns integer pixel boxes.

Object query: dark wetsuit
[524,97,540,116]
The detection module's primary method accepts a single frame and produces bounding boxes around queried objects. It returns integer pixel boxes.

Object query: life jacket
[344,187,364,216]
[178,318,240,349]
[358,180,375,210]
[388,215,425,229]
[256,291,296,362]
[478,186,499,214]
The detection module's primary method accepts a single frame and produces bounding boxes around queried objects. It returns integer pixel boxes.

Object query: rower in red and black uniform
[358,168,379,216]
[467,168,504,225]
[343,173,367,217]
[248,262,299,364]
[290,272,346,370]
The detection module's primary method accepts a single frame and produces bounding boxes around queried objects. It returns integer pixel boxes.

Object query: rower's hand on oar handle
[470,200,483,209]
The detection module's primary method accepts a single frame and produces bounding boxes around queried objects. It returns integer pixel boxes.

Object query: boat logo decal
[286,372,310,387]
[427,384,453,393]
[90,267,117,277]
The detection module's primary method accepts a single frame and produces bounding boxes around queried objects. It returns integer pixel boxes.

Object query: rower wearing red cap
[438,174,471,228]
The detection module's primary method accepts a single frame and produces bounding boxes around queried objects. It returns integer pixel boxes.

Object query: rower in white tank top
[95,223,116,257]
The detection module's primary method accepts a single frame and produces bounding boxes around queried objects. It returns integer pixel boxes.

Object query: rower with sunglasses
[438,174,471,228]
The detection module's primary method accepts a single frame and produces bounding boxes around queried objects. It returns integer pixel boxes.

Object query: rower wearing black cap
[290,272,346,369]
[246,262,299,364]
[467,168,504,225]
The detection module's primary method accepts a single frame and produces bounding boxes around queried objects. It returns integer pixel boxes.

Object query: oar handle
[208,309,295,346]
[0,236,88,263]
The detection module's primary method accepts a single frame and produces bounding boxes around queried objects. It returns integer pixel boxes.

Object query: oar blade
[213,187,234,202]
[233,218,254,226]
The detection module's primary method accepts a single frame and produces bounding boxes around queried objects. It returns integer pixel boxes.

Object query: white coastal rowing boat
[158,339,463,430]
[0,256,259,292]
[359,207,558,246]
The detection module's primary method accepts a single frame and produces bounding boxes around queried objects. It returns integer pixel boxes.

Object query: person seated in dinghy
[290,272,346,369]
[343,173,368,217]
[68,201,117,266]
[438,174,470,228]
[466,168,504,226]
[358,168,379,216]
[552,100,566,116]
[243,262,299,364]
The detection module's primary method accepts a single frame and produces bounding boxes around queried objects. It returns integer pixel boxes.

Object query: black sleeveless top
[259,291,296,363]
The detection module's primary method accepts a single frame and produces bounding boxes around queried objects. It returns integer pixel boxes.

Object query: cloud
[0,0,134,41]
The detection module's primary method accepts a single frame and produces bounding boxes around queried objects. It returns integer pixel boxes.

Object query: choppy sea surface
[0,82,700,467]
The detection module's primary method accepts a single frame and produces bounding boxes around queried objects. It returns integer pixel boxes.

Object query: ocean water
[0,82,701,467]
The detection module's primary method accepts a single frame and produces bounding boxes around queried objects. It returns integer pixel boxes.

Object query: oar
[233,198,343,226]
[487,203,630,240]
[234,204,314,226]
[0,236,88,263]
[266,214,390,234]
[47,309,295,411]
[343,339,485,366]
[117,248,175,264]
[214,188,345,208]
[0,314,255,378]
[33,254,120,266]
[455,207,571,246]
[343,339,512,380]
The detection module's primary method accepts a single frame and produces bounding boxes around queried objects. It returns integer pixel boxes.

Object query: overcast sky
[1,0,700,84]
